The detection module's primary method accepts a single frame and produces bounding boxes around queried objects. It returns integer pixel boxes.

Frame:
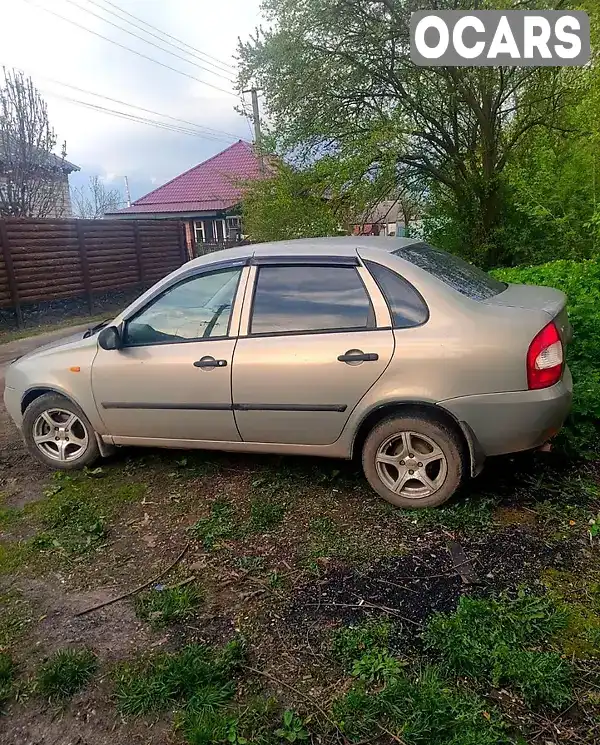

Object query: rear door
[231,259,394,445]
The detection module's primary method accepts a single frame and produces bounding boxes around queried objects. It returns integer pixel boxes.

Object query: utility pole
[243,87,265,175]
[124,175,131,207]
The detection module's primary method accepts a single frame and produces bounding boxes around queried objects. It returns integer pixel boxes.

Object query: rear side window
[393,242,506,301]
[365,261,428,328]
[250,265,375,335]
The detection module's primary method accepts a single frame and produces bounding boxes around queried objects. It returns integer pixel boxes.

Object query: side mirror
[98,326,123,351]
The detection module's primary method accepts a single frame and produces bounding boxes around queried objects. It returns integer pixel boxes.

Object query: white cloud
[0,0,262,199]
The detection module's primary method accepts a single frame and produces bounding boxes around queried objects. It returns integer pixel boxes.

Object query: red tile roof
[111,140,262,215]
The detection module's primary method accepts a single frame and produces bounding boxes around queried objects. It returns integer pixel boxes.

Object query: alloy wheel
[375,430,448,498]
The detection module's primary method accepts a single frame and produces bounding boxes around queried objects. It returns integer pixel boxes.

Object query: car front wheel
[23,393,100,470]
[362,414,463,509]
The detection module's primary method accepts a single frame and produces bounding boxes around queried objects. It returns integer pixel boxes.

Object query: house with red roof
[106,140,263,254]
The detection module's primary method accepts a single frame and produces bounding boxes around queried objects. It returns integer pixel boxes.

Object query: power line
[83,0,236,77]
[62,0,235,83]
[1,61,243,141]
[23,0,237,97]
[89,0,236,73]
[45,91,235,142]
[44,77,241,140]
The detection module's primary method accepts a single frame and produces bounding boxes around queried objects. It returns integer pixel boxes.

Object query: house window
[194,221,206,244]
[226,215,241,241]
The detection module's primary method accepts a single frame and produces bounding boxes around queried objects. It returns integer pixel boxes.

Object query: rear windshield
[393,242,507,301]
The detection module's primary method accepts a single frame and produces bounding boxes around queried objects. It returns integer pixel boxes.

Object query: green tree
[238,0,586,266]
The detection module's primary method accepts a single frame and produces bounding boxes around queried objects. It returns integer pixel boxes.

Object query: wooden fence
[0,218,188,325]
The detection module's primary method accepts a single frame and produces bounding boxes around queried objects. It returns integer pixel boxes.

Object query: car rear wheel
[362,414,463,509]
[23,393,100,470]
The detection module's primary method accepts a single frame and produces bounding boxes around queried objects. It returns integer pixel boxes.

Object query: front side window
[365,261,429,328]
[250,265,374,335]
[125,267,242,345]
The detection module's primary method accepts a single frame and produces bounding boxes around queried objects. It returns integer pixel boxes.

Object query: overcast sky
[0,0,263,202]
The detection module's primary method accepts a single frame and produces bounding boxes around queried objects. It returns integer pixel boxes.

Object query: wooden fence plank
[0,219,23,326]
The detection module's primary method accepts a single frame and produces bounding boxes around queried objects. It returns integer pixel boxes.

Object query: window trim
[122,265,244,348]
[246,263,378,339]
[363,260,430,330]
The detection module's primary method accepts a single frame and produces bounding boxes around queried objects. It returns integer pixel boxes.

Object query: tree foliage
[238,0,592,266]
[0,67,68,218]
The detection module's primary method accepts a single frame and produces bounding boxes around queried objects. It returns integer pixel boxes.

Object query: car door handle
[193,356,228,369]
[337,350,379,363]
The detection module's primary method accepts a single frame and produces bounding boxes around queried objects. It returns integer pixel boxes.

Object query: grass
[0,653,15,710]
[0,590,32,649]
[0,313,107,345]
[36,648,98,701]
[249,498,287,532]
[0,469,146,574]
[332,667,508,745]
[188,500,238,551]
[135,584,203,628]
[331,620,394,670]
[423,593,572,707]
[114,640,245,717]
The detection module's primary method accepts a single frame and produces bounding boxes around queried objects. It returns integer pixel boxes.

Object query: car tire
[362,414,463,509]
[23,393,100,470]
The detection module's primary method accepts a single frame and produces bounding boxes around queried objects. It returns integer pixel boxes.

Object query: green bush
[493,259,600,455]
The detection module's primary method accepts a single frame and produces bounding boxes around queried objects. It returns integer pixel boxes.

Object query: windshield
[393,242,507,301]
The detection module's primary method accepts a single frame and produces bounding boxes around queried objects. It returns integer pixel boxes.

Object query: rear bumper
[439,367,573,457]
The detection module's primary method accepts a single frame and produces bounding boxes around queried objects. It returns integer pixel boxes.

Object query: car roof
[187,236,422,268]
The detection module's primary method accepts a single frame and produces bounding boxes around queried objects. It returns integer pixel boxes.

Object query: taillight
[527,322,563,390]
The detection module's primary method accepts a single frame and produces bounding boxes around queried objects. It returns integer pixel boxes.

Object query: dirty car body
[4,237,573,509]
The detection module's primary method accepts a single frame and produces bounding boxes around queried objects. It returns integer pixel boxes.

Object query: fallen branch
[305,600,419,625]
[73,542,191,618]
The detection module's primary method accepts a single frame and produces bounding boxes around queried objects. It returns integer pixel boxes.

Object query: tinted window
[126,268,241,345]
[393,242,506,301]
[250,265,374,335]
[365,261,428,328]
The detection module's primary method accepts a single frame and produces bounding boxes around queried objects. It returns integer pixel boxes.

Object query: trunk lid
[484,283,572,344]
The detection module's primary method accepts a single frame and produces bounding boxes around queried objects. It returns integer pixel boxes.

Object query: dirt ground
[1,329,599,745]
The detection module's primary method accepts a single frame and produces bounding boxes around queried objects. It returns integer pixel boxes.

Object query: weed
[0,506,22,530]
[268,571,283,589]
[236,555,265,571]
[309,516,336,537]
[249,499,286,532]
[178,696,279,745]
[351,651,405,684]
[274,709,310,742]
[0,652,15,709]
[114,639,245,716]
[188,501,237,550]
[36,648,97,701]
[331,620,393,670]
[424,593,572,707]
[333,666,507,744]
[403,494,496,533]
[135,584,203,628]
[0,590,32,648]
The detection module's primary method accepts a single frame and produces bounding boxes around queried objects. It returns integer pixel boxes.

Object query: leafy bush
[493,259,600,455]
[36,648,97,701]
[424,594,571,707]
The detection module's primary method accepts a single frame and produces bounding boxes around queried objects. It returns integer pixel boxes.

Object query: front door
[232,263,394,445]
[92,266,243,442]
